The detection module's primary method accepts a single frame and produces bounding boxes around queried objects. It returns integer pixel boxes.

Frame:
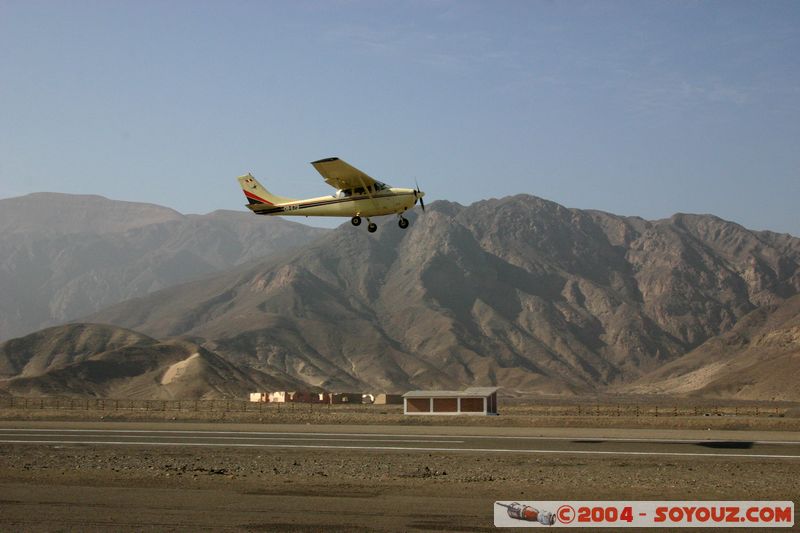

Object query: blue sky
[1,1,799,234]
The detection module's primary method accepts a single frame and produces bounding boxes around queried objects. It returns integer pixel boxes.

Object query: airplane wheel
[367,222,377,233]
[398,218,409,229]
[351,216,361,226]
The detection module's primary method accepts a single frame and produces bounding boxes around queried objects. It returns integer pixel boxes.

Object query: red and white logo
[494,501,794,528]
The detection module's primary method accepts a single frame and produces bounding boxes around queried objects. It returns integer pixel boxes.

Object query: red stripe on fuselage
[244,190,273,205]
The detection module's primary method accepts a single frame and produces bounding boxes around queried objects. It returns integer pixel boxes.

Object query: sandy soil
[1,404,798,531]
[160,353,200,385]
[1,435,798,531]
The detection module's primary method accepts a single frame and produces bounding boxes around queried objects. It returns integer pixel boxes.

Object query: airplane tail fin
[237,173,296,206]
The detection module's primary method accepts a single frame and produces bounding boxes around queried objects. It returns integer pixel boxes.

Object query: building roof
[402,387,499,398]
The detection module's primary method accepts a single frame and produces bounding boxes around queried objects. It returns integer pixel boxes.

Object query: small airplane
[237,157,425,232]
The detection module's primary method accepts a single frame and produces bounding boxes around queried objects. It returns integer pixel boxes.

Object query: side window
[343,189,352,197]
[354,187,365,195]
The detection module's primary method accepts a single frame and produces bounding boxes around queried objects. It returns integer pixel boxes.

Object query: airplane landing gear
[367,222,378,233]
[398,217,409,229]
[351,216,361,226]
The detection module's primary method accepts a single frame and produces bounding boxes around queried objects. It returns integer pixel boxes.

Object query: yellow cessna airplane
[237,157,425,232]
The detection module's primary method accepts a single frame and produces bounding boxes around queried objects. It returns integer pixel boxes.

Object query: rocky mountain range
[2,192,798,399]
[0,323,297,398]
[621,294,800,401]
[78,195,800,397]
[0,193,327,341]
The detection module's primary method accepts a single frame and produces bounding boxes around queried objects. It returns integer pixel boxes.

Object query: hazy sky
[2,1,799,234]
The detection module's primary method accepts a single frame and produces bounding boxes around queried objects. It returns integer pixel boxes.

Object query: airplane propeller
[414,179,425,212]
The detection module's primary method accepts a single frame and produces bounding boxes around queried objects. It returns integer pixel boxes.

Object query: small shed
[402,387,499,416]
[249,392,268,403]
[268,391,328,403]
[373,393,403,405]
[329,392,362,404]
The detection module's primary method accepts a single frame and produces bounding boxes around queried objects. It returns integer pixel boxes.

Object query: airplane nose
[414,186,425,212]
[413,180,425,211]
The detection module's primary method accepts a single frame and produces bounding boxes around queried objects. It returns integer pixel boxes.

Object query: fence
[0,396,788,417]
[0,397,374,413]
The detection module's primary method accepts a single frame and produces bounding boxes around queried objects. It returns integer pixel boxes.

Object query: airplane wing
[311,157,378,190]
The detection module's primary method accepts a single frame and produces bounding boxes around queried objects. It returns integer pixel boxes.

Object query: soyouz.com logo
[494,501,794,528]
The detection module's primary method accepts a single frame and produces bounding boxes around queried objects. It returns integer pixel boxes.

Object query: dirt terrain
[1,443,799,532]
[1,419,798,531]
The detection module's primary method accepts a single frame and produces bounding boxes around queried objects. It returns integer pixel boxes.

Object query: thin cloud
[322,23,503,74]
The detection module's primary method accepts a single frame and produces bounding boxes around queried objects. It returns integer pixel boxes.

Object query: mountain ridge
[0,193,328,340]
[85,194,800,395]
[0,323,301,398]
[3,191,798,398]
[621,294,800,401]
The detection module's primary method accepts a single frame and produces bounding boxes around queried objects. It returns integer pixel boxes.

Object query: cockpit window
[338,184,387,198]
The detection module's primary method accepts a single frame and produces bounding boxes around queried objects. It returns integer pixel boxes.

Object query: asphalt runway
[2,422,799,531]
[2,423,800,459]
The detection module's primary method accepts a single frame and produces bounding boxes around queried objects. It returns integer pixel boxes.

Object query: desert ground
[0,402,798,532]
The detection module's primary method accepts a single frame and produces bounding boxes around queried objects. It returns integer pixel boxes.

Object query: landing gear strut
[351,216,361,226]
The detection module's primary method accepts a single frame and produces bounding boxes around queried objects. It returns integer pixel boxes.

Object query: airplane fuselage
[247,188,417,218]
